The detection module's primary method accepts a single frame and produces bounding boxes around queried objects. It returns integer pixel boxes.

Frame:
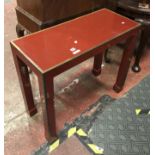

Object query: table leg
[92,52,104,76]
[104,49,111,63]
[38,74,57,141]
[16,24,25,37]
[12,54,37,116]
[132,27,149,72]
[113,35,137,92]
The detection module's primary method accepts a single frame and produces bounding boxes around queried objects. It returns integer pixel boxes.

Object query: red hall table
[10,9,140,141]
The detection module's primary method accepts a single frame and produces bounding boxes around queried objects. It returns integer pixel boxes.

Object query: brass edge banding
[11,41,44,73]
[11,24,140,74]
[43,24,140,74]
[12,8,137,42]
[105,8,140,25]
[11,9,140,74]
[12,8,107,42]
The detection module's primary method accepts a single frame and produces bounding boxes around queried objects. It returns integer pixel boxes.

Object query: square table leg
[38,74,57,142]
[12,53,37,116]
[113,35,138,92]
[92,52,104,76]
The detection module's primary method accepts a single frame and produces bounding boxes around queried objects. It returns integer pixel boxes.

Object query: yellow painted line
[135,109,141,115]
[88,144,104,154]
[49,126,104,154]
[77,129,87,137]
[68,126,77,138]
[49,139,60,152]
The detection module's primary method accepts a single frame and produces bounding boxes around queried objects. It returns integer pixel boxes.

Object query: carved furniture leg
[113,35,137,92]
[16,25,33,74]
[38,74,57,142]
[92,52,104,76]
[16,24,25,37]
[104,49,111,63]
[132,26,149,72]
[12,53,37,116]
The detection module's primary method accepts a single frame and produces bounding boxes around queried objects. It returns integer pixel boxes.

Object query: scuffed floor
[4,0,150,154]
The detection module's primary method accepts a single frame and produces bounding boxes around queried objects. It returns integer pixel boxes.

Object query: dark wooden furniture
[11,9,140,141]
[15,0,117,37]
[104,0,150,72]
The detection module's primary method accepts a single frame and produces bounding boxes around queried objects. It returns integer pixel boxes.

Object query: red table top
[12,9,140,73]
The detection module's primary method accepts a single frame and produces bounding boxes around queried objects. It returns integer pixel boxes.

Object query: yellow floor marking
[88,144,104,154]
[49,139,60,152]
[68,126,77,138]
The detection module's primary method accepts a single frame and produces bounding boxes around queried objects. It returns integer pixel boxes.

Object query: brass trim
[44,25,140,74]
[11,8,141,74]
[12,8,138,42]
[11,42,44,73]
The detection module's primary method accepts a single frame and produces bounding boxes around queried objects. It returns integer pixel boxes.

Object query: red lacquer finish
[13,9,139,72]
[11,8,140,141]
